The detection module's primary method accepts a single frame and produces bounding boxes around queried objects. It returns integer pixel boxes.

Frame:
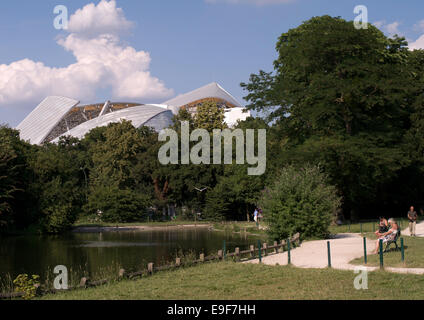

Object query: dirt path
[245,233,424,275]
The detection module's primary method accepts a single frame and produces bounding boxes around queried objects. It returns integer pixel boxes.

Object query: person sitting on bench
[375,217,388,236]
[373,218,399,254]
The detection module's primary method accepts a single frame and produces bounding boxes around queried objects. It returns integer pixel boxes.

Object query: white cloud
[409,34,424,50]
[205,0,294,5]
[0,0,173,110]
[372,20,403,37]
[68,0,134,37]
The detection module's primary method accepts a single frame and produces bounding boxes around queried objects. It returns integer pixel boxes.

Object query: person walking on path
[253,208,259,227]
[408,206,418,237]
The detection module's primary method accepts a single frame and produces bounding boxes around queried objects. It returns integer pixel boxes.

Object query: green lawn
[329,218,412,234]
[41,261,424,300]
[350,233,424,268]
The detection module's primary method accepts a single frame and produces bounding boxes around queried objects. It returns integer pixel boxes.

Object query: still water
[0,227,258,281]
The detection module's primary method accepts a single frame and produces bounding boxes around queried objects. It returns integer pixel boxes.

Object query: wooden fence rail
[0,232,300,299]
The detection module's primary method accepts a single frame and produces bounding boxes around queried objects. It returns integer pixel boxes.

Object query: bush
[86,185,151,223]
[40,203,75,233]
[13,274,40,300]
[260,164,341,240]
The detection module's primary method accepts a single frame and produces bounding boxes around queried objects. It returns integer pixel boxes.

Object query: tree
[85,185,151,223]
[193,100,227,131]
[241,16,414,219]
[29,137,87,233]
[84,120,154,222]
[204,164,264,221]
[0,126,36,232]
[260,164,341,240]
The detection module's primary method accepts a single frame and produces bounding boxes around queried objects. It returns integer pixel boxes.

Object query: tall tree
[241,16,414,219]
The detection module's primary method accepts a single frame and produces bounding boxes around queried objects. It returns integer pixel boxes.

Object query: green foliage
[0,126,36,231]
[86,185,151,223]
[241,15,419,219]
[13,274,40,300]
[260,165,341,240]
[30,139,87,233]
[193,100,227,131]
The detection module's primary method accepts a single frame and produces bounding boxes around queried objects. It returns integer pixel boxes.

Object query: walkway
[402,220,424,237]
[245,231,424,275]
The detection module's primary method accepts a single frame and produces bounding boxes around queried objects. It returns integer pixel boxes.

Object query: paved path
[402,221,424,237]
[245,233,424,275]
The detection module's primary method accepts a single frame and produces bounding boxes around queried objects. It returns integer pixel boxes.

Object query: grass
[40,261,424,300]
[212,221,268,238]
[73,218,211,228]
[350,233,424,268]
[328,217,412,234]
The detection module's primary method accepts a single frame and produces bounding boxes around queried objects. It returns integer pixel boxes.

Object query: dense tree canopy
[241,15,424,219]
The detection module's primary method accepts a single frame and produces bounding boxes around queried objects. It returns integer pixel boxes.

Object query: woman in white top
[373,218,399,254]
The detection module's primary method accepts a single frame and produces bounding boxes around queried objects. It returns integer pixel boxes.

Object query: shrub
[86,185,151,223]
[260,164,341,240]
[13,274,40,300]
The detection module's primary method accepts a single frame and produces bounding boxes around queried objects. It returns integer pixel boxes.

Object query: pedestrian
[253,208,259,227]
[408,206,418,237]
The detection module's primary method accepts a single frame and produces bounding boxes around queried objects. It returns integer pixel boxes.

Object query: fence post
[200,253,205,262]
[218,250,223,260]
[148,262,154,274]
[235,248,240,261]
[363,237,367,264]
[79,277,88,288]
[280,240,286,253]
[274,241,278,254]
[263,243,267,256]
[287,238,291,265]
[250,245,254,258]
[401,238,405,263]
[176,257,181,266]
[379,239,384,269]
[223,240,226,260]
[327,241,332,268]
[118,268,126,279]
[258,240,262,263]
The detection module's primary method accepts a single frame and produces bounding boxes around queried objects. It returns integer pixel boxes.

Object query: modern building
[16,82,251,145]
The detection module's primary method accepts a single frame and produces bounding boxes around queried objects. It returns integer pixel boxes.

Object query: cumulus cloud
[0,0,173,110]
[68,0,134,37]
[373,20,403,37]
[205,0,294,5]
[409,35,424,50]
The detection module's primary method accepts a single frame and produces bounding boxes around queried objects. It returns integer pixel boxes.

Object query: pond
[0,226,259,283]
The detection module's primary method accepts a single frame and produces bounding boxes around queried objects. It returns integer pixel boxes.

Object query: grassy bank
[328,218,413,235]
[73,218,211,228]
[41,261,424,300]
[350,233,424,268]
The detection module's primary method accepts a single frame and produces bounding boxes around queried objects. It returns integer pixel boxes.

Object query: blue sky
[1,0,423,126]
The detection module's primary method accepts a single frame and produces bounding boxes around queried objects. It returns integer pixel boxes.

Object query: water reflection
[0,228,258,280]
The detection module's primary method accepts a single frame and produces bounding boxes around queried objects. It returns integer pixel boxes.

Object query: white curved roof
[53,105,173,141]
[162,82,243,109]
[16,96,79,145]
